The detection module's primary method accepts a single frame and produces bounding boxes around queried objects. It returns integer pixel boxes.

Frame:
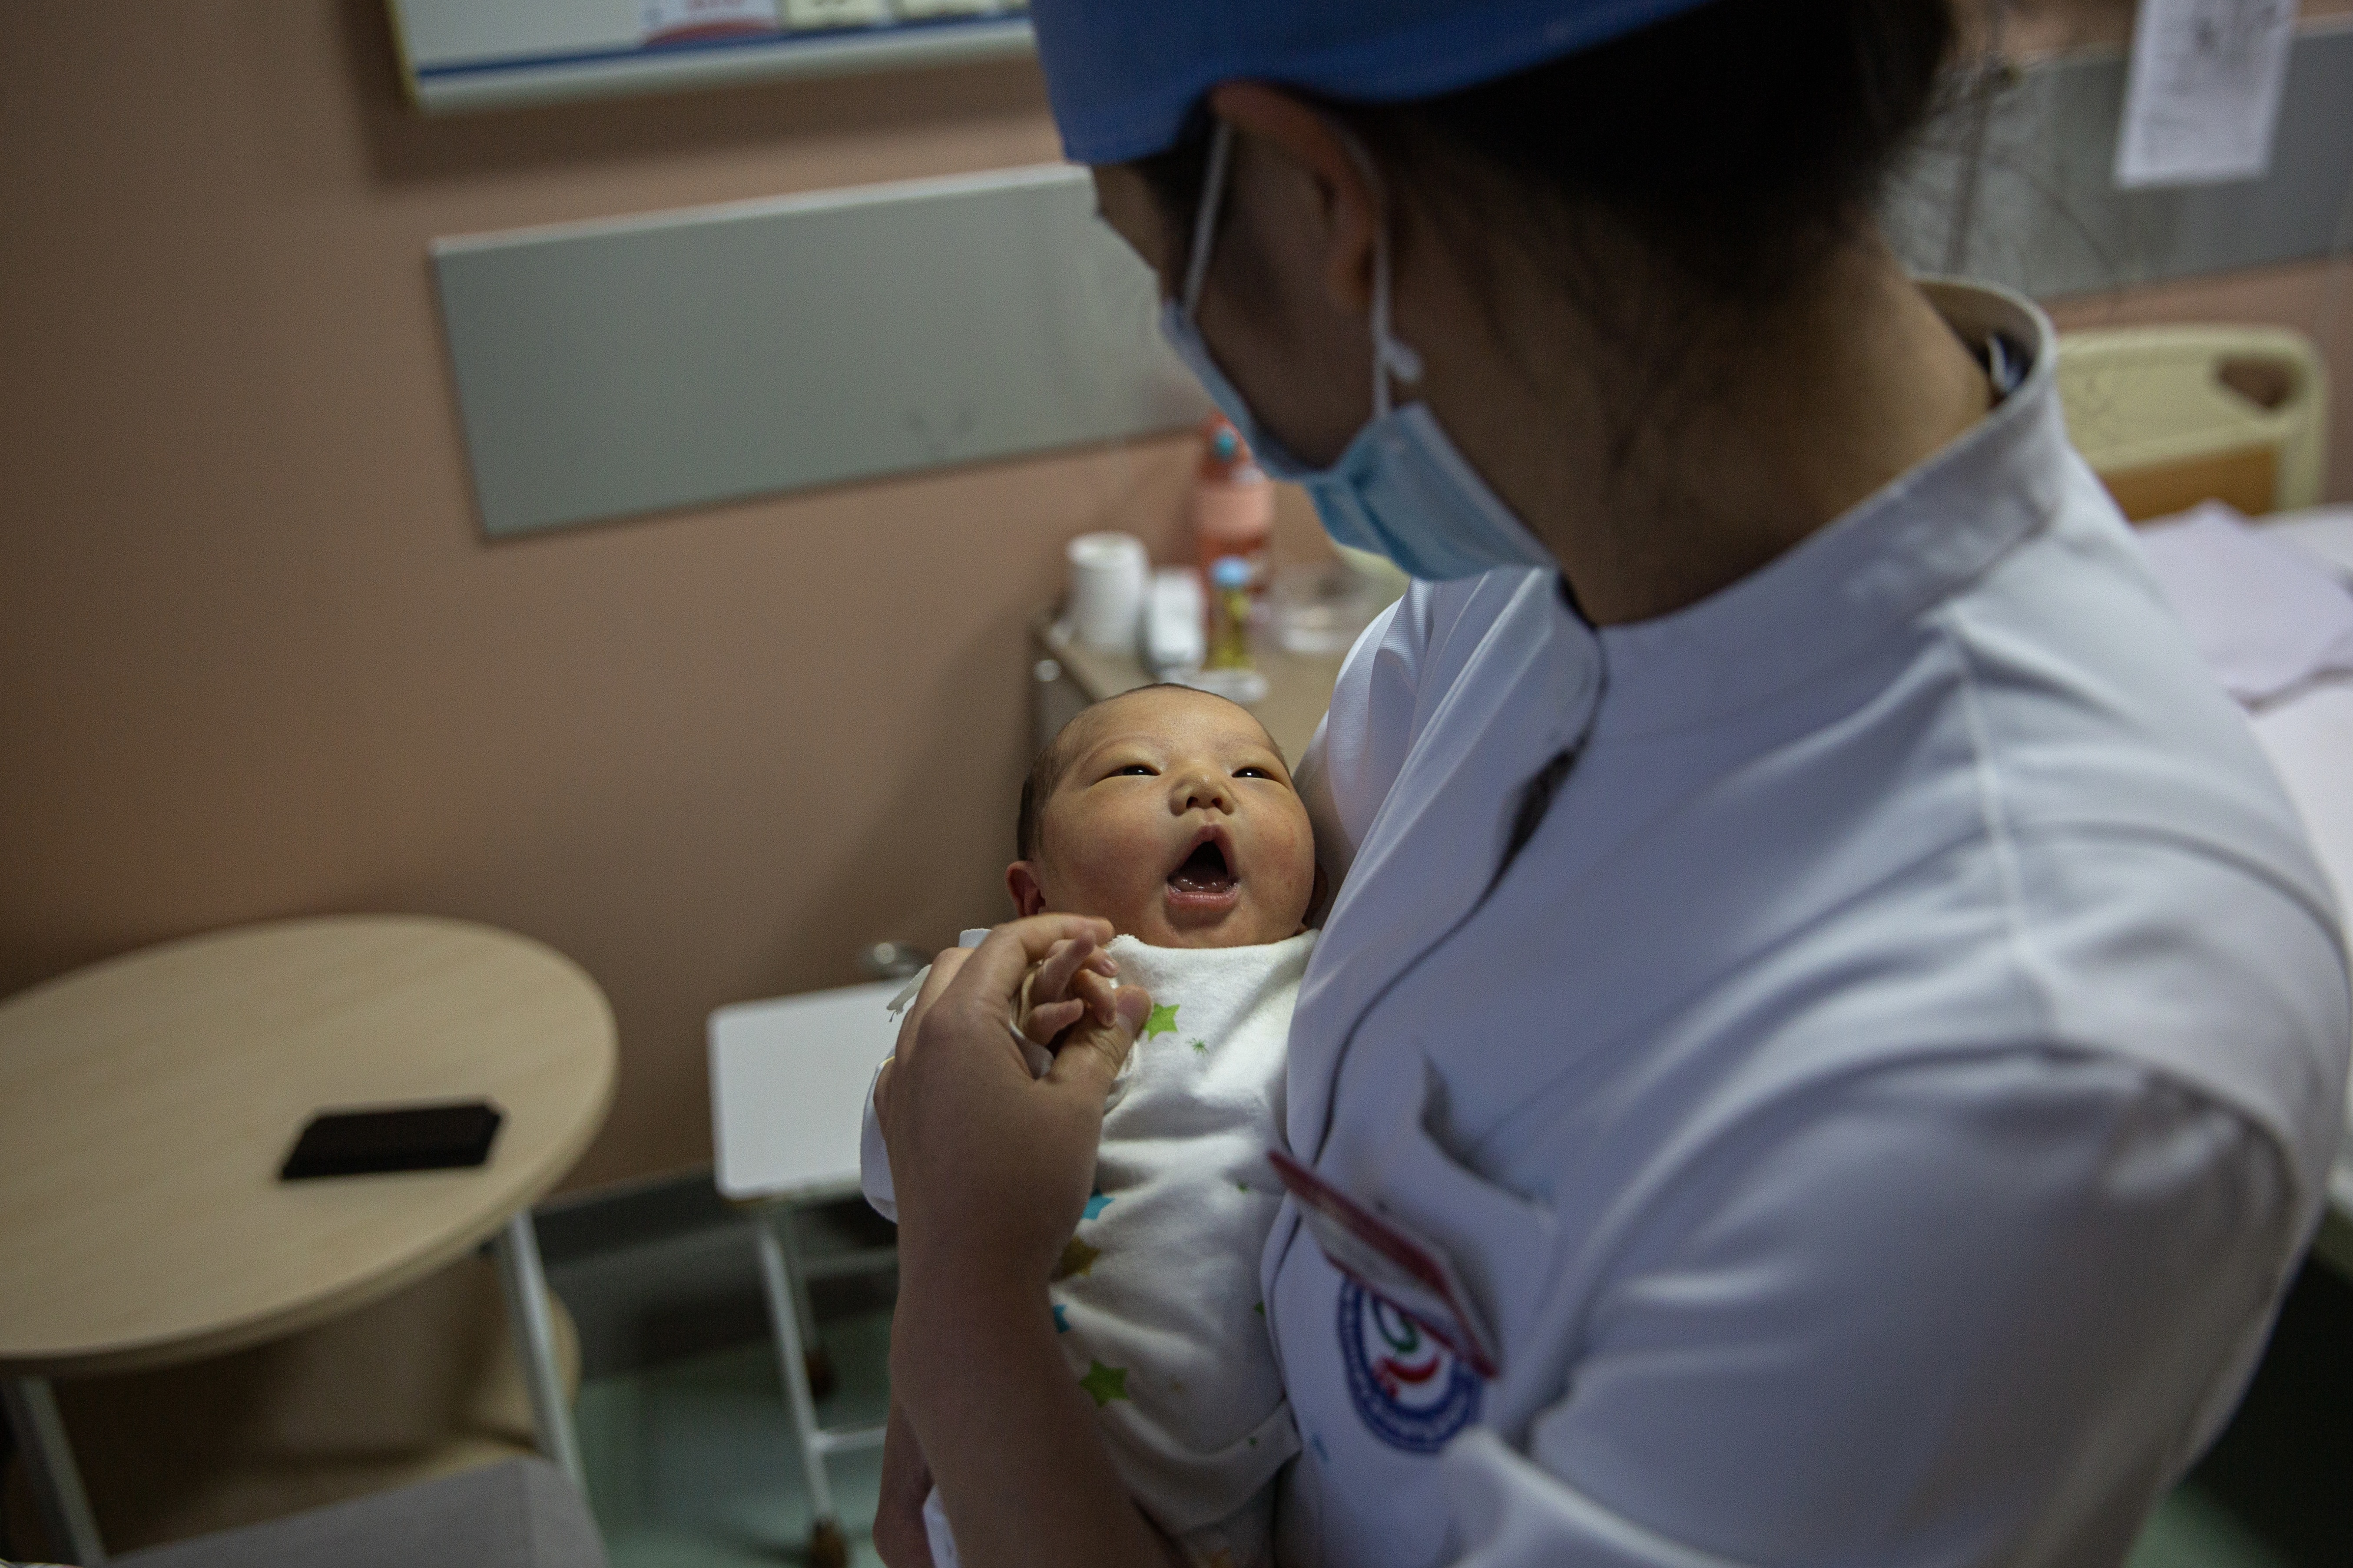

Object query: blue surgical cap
[1028,0,1723,165]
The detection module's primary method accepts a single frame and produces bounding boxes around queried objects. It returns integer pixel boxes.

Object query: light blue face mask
[1157,122,1557,583]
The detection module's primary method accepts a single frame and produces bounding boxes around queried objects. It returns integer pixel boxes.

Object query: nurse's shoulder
[1309,567,1574,871]
[1946,450,2350,1186]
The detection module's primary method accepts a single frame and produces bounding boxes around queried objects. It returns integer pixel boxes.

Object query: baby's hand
[1017,936,1121,1047]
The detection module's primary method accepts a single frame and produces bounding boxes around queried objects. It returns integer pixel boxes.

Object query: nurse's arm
[891,1260,1184,1568]
[1293,713,1350,922]
[1296,581,1432,903]
[1433,1055,2302,1565]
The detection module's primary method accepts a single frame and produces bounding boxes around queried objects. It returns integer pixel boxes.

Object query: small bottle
[1192,415,1273,592]
[1204,555,1256,672]
[1192,555,1270,704]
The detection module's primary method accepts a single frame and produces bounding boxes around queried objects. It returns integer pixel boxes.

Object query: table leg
[3,1376,105,1565]
[753,1212,840,1527]
[491,1211,584,1488]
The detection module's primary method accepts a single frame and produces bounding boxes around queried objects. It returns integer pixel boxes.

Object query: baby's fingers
[1034,936,1114,1005]
[1047,984,1153,1098]
[1068,966,1121,1026]
[1031,938,1084,1003]
[1022,998,1086,1044]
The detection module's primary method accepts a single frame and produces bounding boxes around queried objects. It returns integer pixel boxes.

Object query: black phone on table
[279,1101,503,1180]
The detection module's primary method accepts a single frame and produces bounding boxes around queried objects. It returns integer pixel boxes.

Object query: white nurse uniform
[1268,283,2351,1568]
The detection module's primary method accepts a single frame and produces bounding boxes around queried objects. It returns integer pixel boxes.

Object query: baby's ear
[1007,861,1050,918]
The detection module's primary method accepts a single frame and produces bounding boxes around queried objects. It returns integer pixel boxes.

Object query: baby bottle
[1191,415,1273,591]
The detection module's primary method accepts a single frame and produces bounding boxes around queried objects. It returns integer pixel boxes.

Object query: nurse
[875,1,2353,1564]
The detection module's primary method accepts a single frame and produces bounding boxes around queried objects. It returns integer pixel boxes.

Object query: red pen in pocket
[1269,1147,1500,1380]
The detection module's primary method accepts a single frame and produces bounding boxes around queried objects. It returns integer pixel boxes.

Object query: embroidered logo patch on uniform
[1337,1279,1481,1452]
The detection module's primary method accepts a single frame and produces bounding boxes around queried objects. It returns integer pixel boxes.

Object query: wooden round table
[0,916,616,1562]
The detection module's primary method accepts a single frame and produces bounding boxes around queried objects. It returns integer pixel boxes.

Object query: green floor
[572,1267,2353,1567]
[577,1310,895,1568]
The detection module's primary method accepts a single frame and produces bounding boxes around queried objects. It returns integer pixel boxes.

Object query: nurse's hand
[876,914,1151,1294]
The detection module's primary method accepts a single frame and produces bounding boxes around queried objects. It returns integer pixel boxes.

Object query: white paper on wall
[2114,0,2300,189]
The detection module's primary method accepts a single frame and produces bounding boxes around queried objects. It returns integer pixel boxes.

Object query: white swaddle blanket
[862,930,1313,1568]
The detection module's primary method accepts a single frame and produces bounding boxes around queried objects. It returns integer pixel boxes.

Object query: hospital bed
[2228,510,2353,1267]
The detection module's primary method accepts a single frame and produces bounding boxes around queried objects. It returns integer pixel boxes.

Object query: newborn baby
[862,683,1322,1568]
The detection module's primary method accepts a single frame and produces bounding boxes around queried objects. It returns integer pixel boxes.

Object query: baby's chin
[1116,891,1305,949]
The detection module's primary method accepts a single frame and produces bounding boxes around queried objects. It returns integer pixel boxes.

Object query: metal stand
[491,1211,584,1487]
[752,1206,889,1568]
[3,1375,105,1565]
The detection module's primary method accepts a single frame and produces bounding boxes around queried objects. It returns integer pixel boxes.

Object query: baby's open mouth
[1167,837,1239,903]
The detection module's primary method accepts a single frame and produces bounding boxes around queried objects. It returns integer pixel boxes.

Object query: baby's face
[1012,688,1318,948]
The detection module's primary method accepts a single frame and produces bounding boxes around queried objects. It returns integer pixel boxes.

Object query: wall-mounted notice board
[431,164,1206,538]
[388,0,1032,114]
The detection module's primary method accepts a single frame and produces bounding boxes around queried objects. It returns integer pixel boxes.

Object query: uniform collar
[1592,281,2067,738]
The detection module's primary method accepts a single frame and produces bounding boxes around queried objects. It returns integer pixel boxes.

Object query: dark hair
[1016,716,1087,863]
[1015,685,1286,861]
[1135,0,1954,311]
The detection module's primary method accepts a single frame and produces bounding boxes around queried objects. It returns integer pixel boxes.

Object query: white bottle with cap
[1064,533,1150,652]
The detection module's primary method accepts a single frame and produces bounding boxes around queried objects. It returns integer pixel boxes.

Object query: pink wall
[0,2,1225,1190]
[3,0,2346,1194]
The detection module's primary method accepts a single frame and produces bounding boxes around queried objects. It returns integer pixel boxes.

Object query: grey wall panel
[436,28,2353,540]
[1889,22,2353,297]
[431,165,1204,538]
